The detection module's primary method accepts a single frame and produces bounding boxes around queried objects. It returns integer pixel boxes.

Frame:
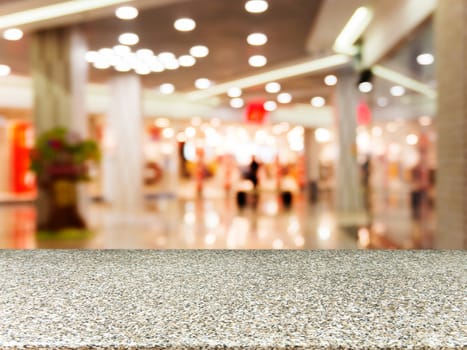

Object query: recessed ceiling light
[315,128,331,143]
[195,78,211,89]
[247,32,267,46]
[85,51,99,63]
[277,92,292,104]
[358,81,373,93]
[0,64,11,76]
[230,98,244,108]
[178,55,196,67]
[174,18,196,32]
[93,59,111,70]
[134,64,151,75]
[136,48,154,59]
[115,6,138,20]
[149,57,165,72]
[390,85,405,97]
[406,134,419,146]
[245,0,269,13]
[416,53,434,66]
[324,74,337,86]
[227,87,242,97]
[248,55,267,67]
[160,83,175,95]
[164,60,180,70]
[3,28,23,40]
[115,63,132,72]
[113,45,130,56]
[265,82,281,93]
[311,96,326,107]
[118,32,139,46]
[264,100,277,111]
[189,45,209,58]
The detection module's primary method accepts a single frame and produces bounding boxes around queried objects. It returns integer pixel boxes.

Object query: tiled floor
[0,189,435,249]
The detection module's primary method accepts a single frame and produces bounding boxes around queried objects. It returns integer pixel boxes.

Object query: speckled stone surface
[0,250,465,350]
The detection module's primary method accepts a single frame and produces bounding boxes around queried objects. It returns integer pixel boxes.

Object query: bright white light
[419,115,432,126]
[134,65,151,75]
[315,128,331,143]
[417,53,434,66]
[230,98,244,109]
[185,126,196,138]
[248,55,267,67]
[93,58,111,69]
[406,134,419,146]
[149,57,165,72]
[3,28,23,41]
[371,126,382,137]
[311,96,326,107]
[318,225,331,241]
[115,63,131,72]
[0,0,132,29]
[195,78,211,89]
[227,87,242,98]
[98,48,114,58]
[174,18,196,32]
[264,101,277,111]
[118,32,139,46]
[0,64,11,76]
[324,74,337,86]
[265,82,281,93]
[277,92,292,104]
[359,81,373,93]
[160,83,175,95]
[189,45,209,58]
[115,6,138,20]
[158,52,176,64]
[245,0,269,13]
[113,45,130,55]
[272,238,284,249]
[155,118,170,128]
[164,60,180,70]
[85,51,99,63]
[247,32,268,46]
[334,6,373,54]
[204,233,216,245]
[162,128,175,138]
[390,85,405,97]
[377,97,388,107]
[136,48,154,59]
[178,55,196,67]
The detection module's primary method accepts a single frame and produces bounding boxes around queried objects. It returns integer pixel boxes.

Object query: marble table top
[0,250,465,350]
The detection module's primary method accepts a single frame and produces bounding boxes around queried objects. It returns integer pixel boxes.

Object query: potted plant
[30,127,100,237]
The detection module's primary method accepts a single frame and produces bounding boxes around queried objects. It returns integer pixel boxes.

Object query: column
[334,70,366,225]
[434,1,467,248]
[31,27,88,228]
[103,74,144,213]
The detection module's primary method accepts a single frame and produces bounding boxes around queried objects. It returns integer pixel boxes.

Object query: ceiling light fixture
[178,55,196,67]
[324,74,337,86]
[311,96,326,107]
[118,32,139,46]
[245,0,269,14]
[0,64,11,76]
[230,98,244,108]
[113,45,131,55]
[359,81,373,93]
[247,33,268,46]
[189,45,209,58]
[0,0,132,29]
[249,55,267,67]
[277,92,292,104]
[333,6,373,55]
[416,53,434,66]
[227,87,242,98]
[174,18,196,32]
[390,85,405,97]
[3,28,23,41]
[160,83,175,95]
[115,6,138,20]
[186,54,350,100]
[195,78,212,89]
[265,82,281,93]
[372,65,436,99]
[85,51,99,63]
[264,101,277,111]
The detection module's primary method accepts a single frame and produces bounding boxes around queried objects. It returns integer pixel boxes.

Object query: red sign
[357,102,372,125]
[11,122,36,193]
[245,101,267,124]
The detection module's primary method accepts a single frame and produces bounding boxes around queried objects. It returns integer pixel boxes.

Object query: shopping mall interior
[0,0,464,249]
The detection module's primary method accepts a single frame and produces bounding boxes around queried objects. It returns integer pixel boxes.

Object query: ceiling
[0,0,436,118]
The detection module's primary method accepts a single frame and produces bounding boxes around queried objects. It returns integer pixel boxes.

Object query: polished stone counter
[0,250,465,350]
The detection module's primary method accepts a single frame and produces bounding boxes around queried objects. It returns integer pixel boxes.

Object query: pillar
[31,27,88,228]
[103,74,144,213]
[334,70,366,225]
[434,1,467,248]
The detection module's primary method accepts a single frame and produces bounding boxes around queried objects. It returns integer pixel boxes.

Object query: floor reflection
[0,190,434,249]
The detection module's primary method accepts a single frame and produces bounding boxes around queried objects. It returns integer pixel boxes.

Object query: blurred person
[410,151,430,220]
[247,155,261,191]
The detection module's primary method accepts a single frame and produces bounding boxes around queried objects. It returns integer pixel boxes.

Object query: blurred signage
[245,101,267,124]
[357,102,372,125]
